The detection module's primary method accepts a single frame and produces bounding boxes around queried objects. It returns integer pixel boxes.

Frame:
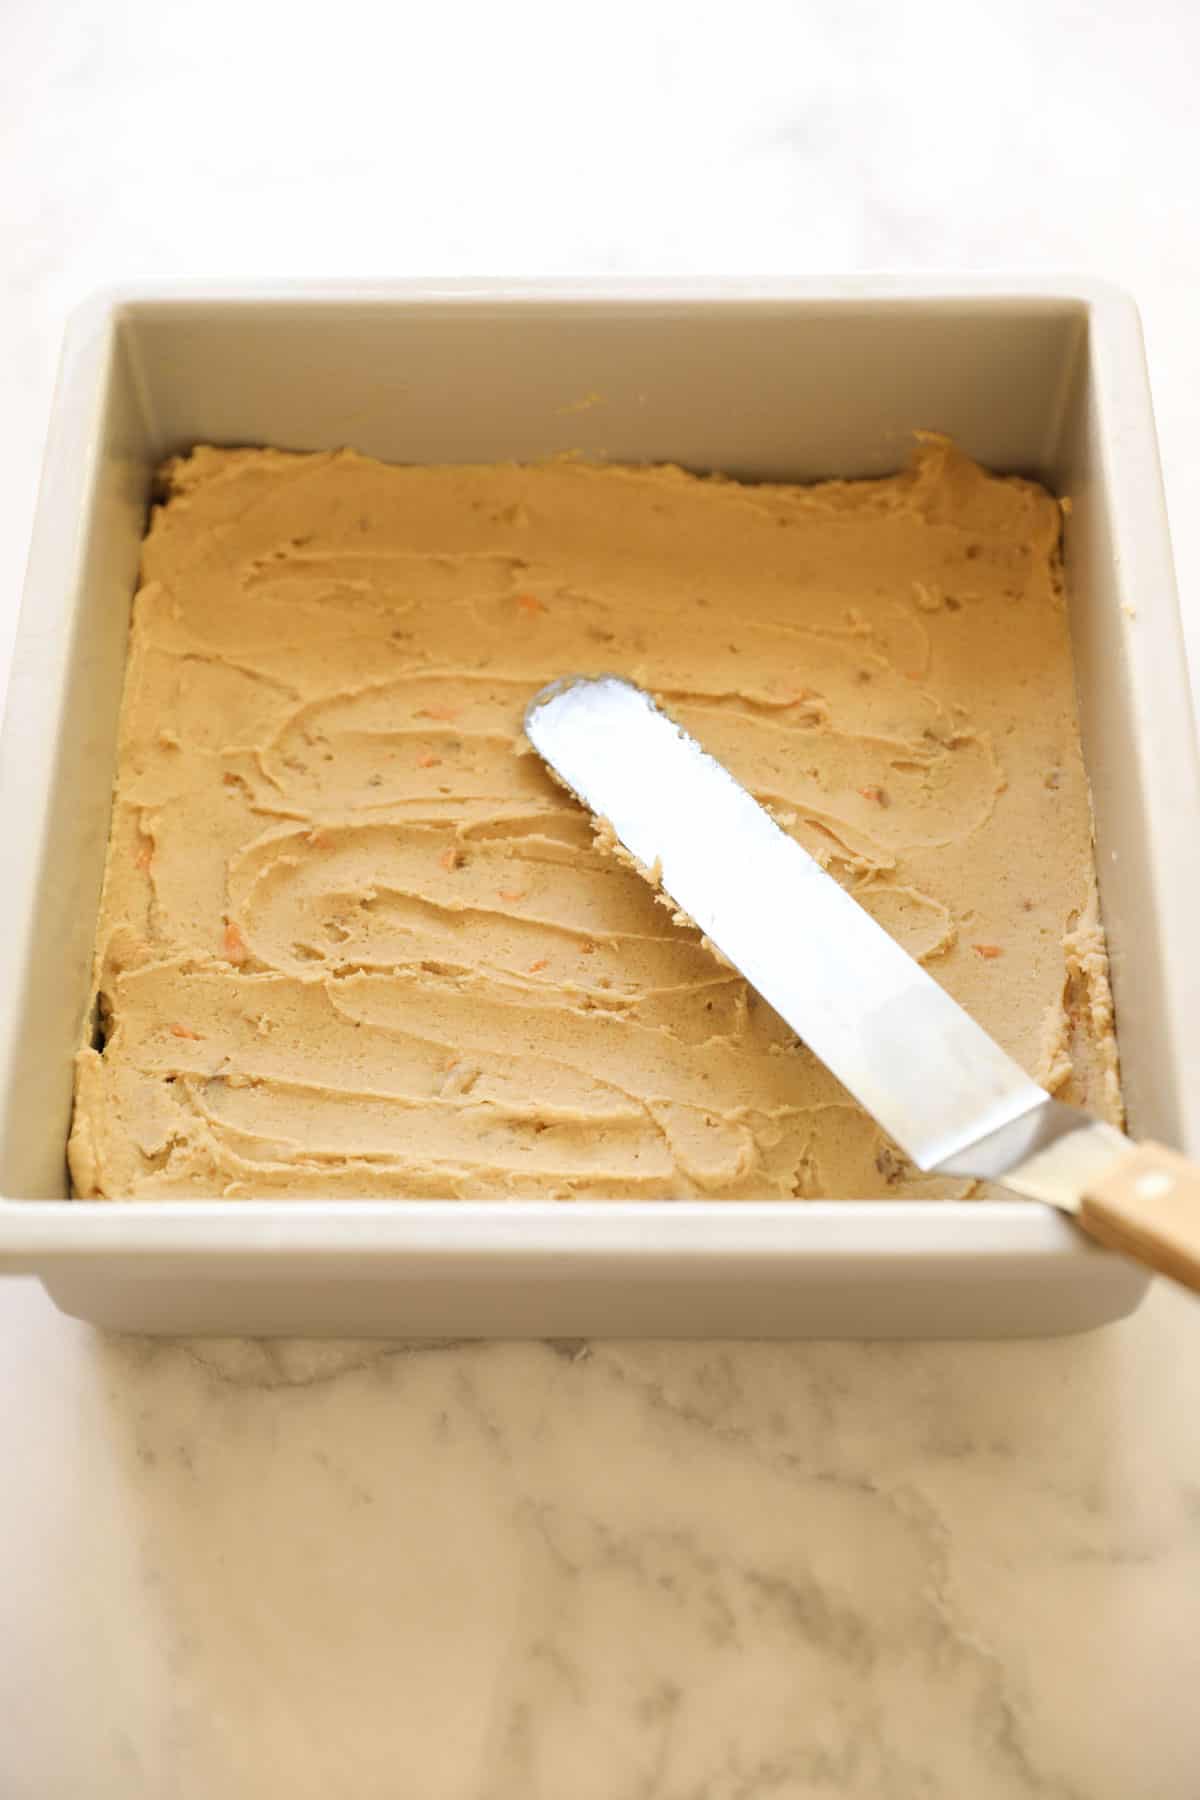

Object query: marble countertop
[2,3,1198,1794]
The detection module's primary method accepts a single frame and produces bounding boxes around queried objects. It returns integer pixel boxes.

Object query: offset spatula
[526,675,1200,1293]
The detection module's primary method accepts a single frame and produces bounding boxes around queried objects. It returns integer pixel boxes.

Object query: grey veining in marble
[3,1287,1198,1797]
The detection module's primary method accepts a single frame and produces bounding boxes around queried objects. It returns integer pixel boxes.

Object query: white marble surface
[2,2,1199,1794]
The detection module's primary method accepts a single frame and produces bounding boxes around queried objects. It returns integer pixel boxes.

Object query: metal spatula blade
[526,676,1200,1290]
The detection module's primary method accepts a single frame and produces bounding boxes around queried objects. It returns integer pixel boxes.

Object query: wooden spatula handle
[1079,1142,1200,1293]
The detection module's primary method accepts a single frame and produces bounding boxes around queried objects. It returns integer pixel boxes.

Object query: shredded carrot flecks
[439,846,463,872]
[858,786,890,807]
[498,888,526,903]
[416,752,441,769]
[223,921,248,965]
[169,1023,204,1041]
[306,828,331,848]
[516,592,544,614]
[973,943,1004,959]
[528,958,549,973]
[444,1056,459,1071]
[134,841,153,872]
[416,703,461,722]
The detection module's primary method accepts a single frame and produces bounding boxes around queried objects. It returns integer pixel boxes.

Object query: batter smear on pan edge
[69,439,1122,1200]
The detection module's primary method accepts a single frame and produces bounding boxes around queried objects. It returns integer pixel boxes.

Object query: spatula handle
[1079,1142,1200,1293]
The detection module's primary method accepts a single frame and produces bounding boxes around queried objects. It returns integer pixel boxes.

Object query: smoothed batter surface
[69,440,1121,1200]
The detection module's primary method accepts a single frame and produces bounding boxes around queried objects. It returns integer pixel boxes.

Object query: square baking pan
[1,278,1196,1338]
